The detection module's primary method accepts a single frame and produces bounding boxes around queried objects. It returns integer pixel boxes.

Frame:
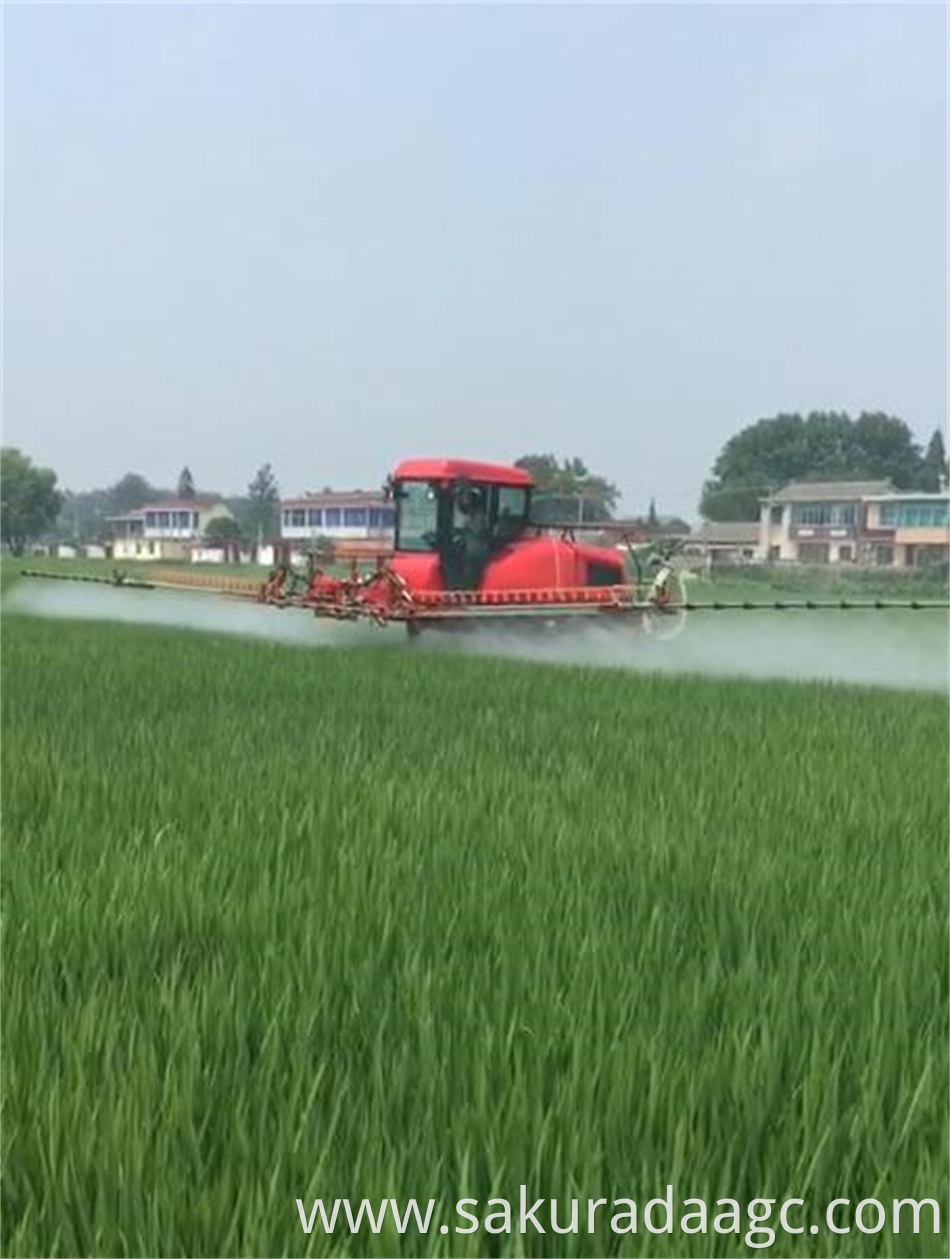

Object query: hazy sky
[3,3,946,518]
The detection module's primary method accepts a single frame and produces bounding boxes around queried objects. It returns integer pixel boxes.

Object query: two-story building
[280,490,395,560]
[758,480,949,567]
[108,499,234,561]
[860,492,950,568]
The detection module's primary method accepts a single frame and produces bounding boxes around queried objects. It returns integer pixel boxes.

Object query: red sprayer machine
[21,458,949,638]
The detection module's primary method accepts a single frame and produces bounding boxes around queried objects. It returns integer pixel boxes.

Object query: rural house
[758,480,949,567]
[683,522,761,568]
[280,489,394,561]
[108,499,235,561]
[860,491,950,569]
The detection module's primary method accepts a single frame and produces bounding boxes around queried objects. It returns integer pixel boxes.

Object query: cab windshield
[393,479,530,554]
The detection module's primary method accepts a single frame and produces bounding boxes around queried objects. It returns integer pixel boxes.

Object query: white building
[757,480,894,564]
[276,491,395,561]
[757,480,950,567]
[109,499,234,561]
[280,491,394,551]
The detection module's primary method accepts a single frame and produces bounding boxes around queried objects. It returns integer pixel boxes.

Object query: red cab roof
[393,458,533,488]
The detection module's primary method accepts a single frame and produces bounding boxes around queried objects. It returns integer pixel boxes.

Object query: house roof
[282,491,387,509]
[694,522,761,545]
[107,500,206,519]
[766,479,894,503]
[143,499,208,510]
[107,500,230,523]
[862,491,950,503]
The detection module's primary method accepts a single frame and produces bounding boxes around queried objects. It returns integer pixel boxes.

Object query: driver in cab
[453,484,490,587]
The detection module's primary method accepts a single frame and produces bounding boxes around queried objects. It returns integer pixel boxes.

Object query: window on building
[193,512,201,530]
[874,544,894,567]
[797,542,830,564]
[768,544,780,560]
[145,512,156,528]
[792,502,855,526]
[880,503,899,527]
[290,509,306,528]
[838,545,854,562]
[343,508,367,527]
[879,501,949,528]
[157,511,170,528]
[307,508,322,528]
[324,508,341,528]
[918,544,950,567]
[792,503,821,525]
[770,506,783,524]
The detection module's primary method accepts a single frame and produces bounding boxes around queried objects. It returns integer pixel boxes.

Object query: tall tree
[850,412,923,487]
[204,515,244,546]
[700,411,929,520]
[246,462,281,540]
[921,429,949,492]
[108,473,162,514]
[647,497,659,527]
[177,466,197,500]
[1,448,65,555]
[514,453,619,522]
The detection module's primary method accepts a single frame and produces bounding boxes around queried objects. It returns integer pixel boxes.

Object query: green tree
[850,412,923,487]
[177,467,197,500]
[647,497,659,528]
[54,476,164,543]
[246,463,281,542]
[204,515,244,547]
[108,473,163,515]
[514,453,619,522]
[1,448,65,555]
[700,411,929,520]
[921,429,948,492]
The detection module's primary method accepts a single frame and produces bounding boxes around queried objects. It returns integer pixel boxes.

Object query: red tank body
[390,535,625,593]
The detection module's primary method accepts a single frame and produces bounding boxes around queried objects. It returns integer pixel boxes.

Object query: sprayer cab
[386,458,627,593]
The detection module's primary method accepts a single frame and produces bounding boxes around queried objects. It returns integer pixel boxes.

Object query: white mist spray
[6,581,948,692]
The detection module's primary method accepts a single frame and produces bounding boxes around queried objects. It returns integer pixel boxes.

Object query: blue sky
[3,2,946,517]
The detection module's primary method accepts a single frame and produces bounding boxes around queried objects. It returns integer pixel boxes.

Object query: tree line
[2,410,947,553]
[0,453,282,555]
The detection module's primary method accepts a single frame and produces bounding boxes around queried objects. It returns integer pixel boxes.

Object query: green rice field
[1,566,947,1257]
